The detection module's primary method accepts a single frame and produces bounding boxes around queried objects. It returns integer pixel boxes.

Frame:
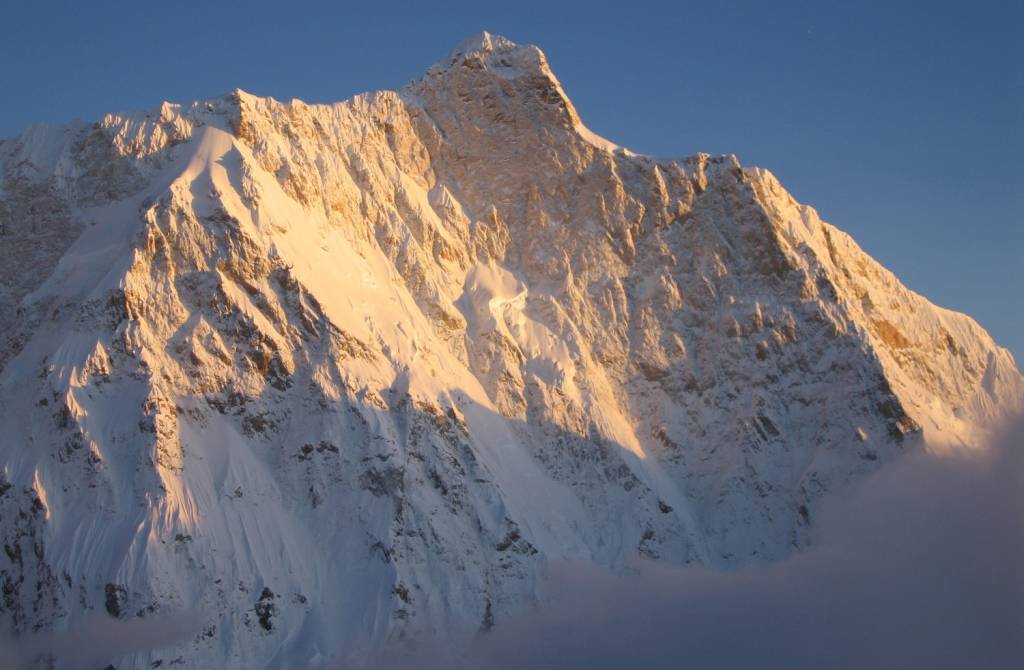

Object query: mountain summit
[0,33,1020,669]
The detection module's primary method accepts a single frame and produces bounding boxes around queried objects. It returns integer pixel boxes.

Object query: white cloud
[0,610,199,670]
[372,416,1024,670]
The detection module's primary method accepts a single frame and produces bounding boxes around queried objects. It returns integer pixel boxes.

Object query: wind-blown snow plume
[379,416,1024,670]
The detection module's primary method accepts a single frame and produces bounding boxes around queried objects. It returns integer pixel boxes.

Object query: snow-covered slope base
[1,32,1020,669]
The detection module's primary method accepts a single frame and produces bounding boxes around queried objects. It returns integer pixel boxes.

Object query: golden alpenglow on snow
[0,33,1021,669]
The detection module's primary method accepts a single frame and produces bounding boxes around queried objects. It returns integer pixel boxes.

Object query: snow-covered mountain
[1,32,1020,669]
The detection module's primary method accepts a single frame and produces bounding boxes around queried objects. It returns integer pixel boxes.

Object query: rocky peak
[410,32,585,137]
[0,32,1020,670]
[433,31,553,81]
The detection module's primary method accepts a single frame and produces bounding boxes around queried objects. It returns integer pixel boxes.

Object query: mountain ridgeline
[0,32,1020,669]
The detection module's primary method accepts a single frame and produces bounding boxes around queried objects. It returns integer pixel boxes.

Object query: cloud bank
[0,610,199,670]
[4,421,1021,669]
[374,417,1024,670]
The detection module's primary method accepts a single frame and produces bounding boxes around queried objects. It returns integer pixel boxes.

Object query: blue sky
[2,0,1020,362]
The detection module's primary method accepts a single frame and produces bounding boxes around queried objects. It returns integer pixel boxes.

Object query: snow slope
[0,32,1020,669]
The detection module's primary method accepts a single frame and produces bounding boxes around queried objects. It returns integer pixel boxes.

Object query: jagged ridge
[0,32,1020,669]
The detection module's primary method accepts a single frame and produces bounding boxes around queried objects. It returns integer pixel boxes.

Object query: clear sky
[2,0,1020,362]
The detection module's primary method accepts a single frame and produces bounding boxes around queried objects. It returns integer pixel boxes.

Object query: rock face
[0,32,1020,669]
